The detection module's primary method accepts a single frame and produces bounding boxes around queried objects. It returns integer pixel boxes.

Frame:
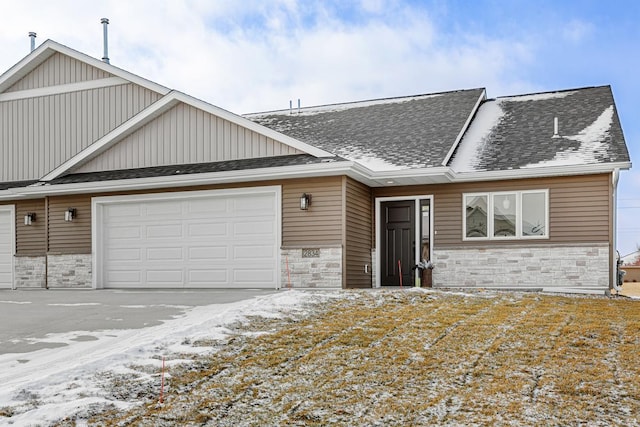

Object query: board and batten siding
[344,177,373,288]
[6,52,112,92]
[373,173,612,247]
[15,199,46,255]
[0,83,161,181]
[74,102,303,173]
[48,195,92,254]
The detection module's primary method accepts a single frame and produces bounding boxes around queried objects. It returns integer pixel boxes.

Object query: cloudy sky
[0,0,638,255]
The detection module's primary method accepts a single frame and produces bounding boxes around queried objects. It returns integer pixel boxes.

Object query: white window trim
[463,189,549,241]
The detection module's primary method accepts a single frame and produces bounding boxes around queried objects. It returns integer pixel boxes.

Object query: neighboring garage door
[0,206,15,289]
[94,187,280,289]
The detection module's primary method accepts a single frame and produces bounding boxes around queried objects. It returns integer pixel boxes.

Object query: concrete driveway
[0,288,277,355]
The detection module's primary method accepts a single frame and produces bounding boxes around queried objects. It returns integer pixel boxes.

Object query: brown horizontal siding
[345,177,373,288]
[373,173,612,247]
[282,177,344,247]
[15,199,46,255]
[48,195,92,254]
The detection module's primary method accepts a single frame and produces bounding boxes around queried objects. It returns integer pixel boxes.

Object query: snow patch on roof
[522,106,614,169]
[247,94,442,118]
[449,101,505,172]
[502,91,576,103]
[336,146,406,171]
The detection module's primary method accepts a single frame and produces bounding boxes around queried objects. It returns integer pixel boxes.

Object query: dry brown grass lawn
[65,290,640,426]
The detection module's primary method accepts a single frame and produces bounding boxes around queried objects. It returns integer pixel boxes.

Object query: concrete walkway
[616,282,640,298]
[0,288,277,355]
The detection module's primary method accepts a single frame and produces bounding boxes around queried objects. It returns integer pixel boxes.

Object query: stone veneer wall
[14,256,46,288]
[281,247,342,288]
[46,254,92,288]
[433,244,610,288]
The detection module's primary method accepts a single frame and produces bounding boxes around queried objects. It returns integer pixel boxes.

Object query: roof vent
[552,116,561,138]
[101,18,110,64]
[28,32,37,52]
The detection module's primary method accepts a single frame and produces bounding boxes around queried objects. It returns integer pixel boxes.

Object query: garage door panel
[187,198,227,214]
[107,248,142,261]
[188,246,228,261]
[99,189,278,289]
[144,200,182,216]
[107,270,142,283]
[146,224,183,239]
[146,247,183,261]
[189,269,228,283]
[146,270,183,283]
[105,204,141,218]
[107,225,142,240]
[188,222,228,238]
[0,209,14,289]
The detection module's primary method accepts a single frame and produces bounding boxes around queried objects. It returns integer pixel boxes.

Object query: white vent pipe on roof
[29,32,36,52]
[552,116,560,138]
[101,18,110,64]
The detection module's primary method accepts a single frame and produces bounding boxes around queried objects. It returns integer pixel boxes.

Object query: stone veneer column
[46,254,92,288]
[281,247,343,288]
[433,244,609,288]
[14,256,46,288]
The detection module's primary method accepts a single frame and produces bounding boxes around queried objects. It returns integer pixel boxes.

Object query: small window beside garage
[463,190,548,240]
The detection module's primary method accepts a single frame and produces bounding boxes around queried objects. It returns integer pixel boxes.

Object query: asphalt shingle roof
[51,154,344,184]
[246,89,485,170]
[0,180,38,190]
[449,86,629,172]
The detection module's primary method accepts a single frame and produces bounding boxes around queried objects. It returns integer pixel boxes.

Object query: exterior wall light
[24,213,36,225]
[300,193,312,210]
[65,208,77,222]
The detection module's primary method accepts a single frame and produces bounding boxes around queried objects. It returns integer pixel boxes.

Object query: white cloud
[0,0,538,113]
[562,19,593,43]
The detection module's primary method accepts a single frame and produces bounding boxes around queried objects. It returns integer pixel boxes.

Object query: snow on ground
[0,290,337,426]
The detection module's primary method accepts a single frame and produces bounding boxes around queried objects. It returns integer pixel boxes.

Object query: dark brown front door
[381,200,415,286]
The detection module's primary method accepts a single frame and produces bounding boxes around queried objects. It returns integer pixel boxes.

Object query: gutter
[1,161,359,197]
[0,159,632,199]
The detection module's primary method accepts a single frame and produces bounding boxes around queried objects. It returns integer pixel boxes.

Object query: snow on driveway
[0,290,333,425]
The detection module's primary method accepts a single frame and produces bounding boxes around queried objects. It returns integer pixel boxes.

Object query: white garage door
[0,207,15,289]
[95,188,280,289]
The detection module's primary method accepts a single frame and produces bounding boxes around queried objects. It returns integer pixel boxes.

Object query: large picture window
[463,190,548,240]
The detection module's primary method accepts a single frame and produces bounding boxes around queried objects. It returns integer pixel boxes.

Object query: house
[0,40,632,291]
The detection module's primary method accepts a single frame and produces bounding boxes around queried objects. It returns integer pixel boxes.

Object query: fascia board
[441,88,487,166]
[449,161,632,182]
[40,94,182,181]
[172,92,335,158]
[0,40,171,96]
[15,162,358,196]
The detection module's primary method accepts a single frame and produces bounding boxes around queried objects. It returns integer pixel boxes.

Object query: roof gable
[246,89,485,171]
[42,91,334,181]
[0,40,169,96]
[450,86,630,172]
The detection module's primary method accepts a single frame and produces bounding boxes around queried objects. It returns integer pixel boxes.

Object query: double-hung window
[463,190,548,240]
